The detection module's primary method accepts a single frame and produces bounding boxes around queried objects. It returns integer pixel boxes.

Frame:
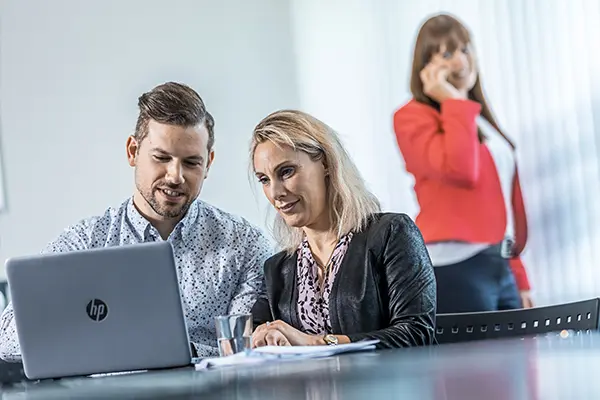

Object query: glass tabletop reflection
[1,332,599,400]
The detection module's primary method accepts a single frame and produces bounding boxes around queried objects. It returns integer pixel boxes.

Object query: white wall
[289,0,411,213]
[289,0,600,306]
[0,0,300,274]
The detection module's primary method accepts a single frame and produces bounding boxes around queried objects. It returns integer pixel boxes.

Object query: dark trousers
[433,245,522,314]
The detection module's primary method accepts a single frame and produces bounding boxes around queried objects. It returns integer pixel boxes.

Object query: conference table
[0,331,598,399]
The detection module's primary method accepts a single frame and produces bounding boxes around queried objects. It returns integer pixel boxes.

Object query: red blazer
[393,98,531,290]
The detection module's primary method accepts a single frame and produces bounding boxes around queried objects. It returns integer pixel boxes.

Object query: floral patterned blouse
[296,233,353,335]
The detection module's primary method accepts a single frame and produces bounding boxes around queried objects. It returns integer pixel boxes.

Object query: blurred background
[0,0,599,307]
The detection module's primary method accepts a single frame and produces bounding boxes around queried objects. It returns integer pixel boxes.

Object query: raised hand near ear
[420,61,464,103]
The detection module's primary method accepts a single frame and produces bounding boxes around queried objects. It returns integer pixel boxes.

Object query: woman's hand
[252,320,323,348]
[520,291,534,309]
[266,320,324,346]
[420,62,464,103]
[251,322,291,348]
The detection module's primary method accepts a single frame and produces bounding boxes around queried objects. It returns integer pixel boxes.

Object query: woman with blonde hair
[393,13,532,313]
[250,109,436,348]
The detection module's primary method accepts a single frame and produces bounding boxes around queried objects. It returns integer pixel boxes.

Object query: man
[0,82,272,360]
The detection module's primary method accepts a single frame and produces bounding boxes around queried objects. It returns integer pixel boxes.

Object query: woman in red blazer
[393,13,533,313]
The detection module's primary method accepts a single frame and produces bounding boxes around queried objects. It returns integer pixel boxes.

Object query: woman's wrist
[311,335,326,346]
[310,334,351,346]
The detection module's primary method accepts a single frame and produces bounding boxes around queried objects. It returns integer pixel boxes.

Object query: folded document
[196,339,379,370]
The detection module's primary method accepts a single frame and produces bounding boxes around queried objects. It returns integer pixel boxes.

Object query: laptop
[5,241,193,380]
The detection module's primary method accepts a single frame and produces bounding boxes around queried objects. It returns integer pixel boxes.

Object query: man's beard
[137,183,192,219]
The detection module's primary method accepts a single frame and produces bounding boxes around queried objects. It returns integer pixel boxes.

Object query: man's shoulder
[66,199,129,234]
[196,200,268,239]
[43,199,130,253]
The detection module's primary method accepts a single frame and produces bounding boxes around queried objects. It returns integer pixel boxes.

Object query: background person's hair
[134,82,215,151]
[409,13,513,147]
[251,109,381,253]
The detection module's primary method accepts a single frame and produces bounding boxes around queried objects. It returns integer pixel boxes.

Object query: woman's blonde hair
[250,109,381,253]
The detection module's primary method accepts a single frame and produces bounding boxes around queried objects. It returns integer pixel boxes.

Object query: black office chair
[435,298,600,344]
[0,281,8,312]
[0,359,26,385]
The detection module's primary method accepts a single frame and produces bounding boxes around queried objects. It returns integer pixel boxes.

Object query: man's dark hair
[134,82,215,151]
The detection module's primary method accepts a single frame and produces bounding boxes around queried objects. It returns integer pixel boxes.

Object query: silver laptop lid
[6,241,192,379]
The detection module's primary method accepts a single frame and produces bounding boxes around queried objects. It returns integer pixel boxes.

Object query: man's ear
[204,150,215,180]
[126,136,139,167]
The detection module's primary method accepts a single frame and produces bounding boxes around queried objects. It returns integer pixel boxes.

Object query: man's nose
[166,162,184,185]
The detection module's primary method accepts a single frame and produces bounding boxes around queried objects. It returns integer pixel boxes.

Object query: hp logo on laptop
[86,299,108,322]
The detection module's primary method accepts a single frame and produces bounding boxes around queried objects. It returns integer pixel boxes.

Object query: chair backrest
[0,359,26,384]
[0,281,7,312]
[435,298,600,344]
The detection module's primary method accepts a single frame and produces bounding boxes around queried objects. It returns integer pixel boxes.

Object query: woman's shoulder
[361,213,431,266]
[263,249,295,272]
[365,212,416,231]
[394,98,481,121]
[394,98,437,119]
[362,212,424,244]
[393,100,441,138]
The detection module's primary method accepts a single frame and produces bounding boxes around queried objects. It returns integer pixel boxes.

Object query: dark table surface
[1,331,599,399]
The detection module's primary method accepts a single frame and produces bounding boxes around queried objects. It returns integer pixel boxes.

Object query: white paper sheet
[195,339,379,370]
